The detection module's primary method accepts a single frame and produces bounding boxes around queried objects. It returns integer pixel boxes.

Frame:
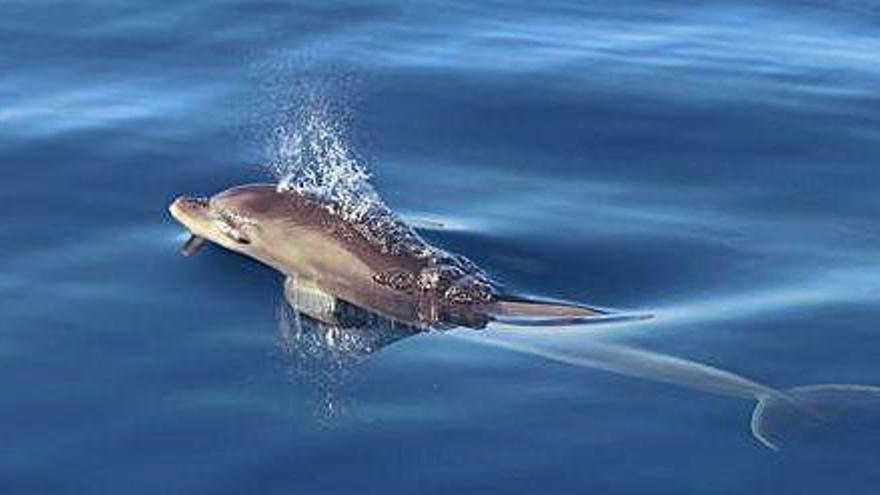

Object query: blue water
[3,1,880,493]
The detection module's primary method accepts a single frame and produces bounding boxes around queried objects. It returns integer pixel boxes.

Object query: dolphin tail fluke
[751,384,880,450]
[489,295,651,327]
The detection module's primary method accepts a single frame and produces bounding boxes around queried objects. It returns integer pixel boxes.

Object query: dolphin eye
[212,208,255,244]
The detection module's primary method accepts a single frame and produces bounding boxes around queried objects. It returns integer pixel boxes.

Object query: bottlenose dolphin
[169,183,636,329]
[169,182,880,450]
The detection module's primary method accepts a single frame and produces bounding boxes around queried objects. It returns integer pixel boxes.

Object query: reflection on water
[276,282,880,450]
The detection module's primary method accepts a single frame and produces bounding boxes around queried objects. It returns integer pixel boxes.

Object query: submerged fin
[751,384,880,450]
[283,277,405,329]
[180,235,207,256]
[489,294,650,327]
[284,277,340,326]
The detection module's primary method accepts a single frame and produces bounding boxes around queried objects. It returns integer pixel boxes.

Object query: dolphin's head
[169,183,283,256]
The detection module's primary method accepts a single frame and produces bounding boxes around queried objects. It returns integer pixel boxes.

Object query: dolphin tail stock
[487,294,651,327]
[751,384,880,450]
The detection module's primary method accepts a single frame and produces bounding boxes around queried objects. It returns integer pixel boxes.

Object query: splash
[264,91,494,302]
[275,299,360,421]
[265,93,381,224]
[274,296,420,422]
[263,94,424,252]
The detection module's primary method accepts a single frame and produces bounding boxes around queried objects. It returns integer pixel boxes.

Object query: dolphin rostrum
[169,183,639,329]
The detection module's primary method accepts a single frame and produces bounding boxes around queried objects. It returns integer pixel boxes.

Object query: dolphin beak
[169,196,209,221]
[180,234,207,256]
[169,196,212,256]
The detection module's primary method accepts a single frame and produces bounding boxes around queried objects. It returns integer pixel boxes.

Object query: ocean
[2,1,880,493]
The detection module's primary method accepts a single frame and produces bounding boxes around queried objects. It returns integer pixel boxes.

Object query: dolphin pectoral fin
[180,234,207,256]
[488,295,651,327]
[283,276,342,326]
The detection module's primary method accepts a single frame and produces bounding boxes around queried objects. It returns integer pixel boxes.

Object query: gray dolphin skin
[169,183,633,329]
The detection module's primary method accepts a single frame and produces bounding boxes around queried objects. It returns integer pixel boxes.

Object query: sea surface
[3,1,880,493]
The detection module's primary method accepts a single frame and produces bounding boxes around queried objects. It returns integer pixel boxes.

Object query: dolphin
[169,183,639,329]
[169,183,880,450]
